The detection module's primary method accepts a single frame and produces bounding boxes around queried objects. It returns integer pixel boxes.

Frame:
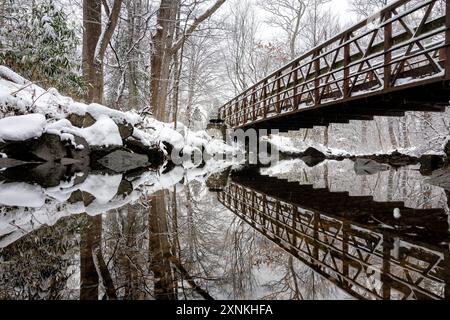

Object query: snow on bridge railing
[218,0,450,128]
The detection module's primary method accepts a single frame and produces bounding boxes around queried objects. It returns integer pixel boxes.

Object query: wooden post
[234,101,238,127]
[293,62,299,109]
[243,94,248,124]
[263,81,268,118]
[384,11,393,89]
[445,0,450,78]
[381,235,393,300]
[276,72,281,113]
[292,206,298,247]
[252,87,257,121]
[342,221,349,289]
[344,34,351,98]
[314,51,321,106]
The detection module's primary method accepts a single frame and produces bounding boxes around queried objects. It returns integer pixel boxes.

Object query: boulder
[82,112,96,127]
[117,179,133,197]
[117,122,134,140]
[68,135,90,173]
[354,158,390,175]
[425,168,450,191]
[97,149,150,173]
[302,147,326,159]
[125,138,165,167]
[0,158,29,169]
[300,147,326,167]
[420,154,445,176]
[0,161,67,188]
[68,190,96,206]
[389,151,419,167]
[67,113,85,128]
[30,133,68,162]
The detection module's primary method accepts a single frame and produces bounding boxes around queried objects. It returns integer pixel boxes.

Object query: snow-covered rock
[0,114,46,142]
[1,65,238,161]
[0,181,45,208]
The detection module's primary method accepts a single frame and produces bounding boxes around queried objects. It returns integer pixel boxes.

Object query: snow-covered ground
[262,134,350,157]
[0,65,236,158]
[264,132,449,158]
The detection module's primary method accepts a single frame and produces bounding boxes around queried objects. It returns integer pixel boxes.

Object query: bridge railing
[218,182,450,300]
[219,0,450,128]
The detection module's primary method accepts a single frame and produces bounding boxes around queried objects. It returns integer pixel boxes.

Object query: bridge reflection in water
[218,169,450,300]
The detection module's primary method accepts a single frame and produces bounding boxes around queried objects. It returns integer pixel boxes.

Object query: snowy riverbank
[0,66,237,169]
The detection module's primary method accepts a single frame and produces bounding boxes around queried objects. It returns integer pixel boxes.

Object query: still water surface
[0,159,449,300]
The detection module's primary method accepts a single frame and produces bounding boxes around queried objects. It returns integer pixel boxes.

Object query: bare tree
[83,0,123,103]
[150,0,226,121]
[258,0,308,60]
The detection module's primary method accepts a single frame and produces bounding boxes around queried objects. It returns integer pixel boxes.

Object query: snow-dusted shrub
[0,0,85,97]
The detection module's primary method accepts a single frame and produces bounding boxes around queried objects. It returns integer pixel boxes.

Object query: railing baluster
[384,10,393,89]
[293,62,299,110]
[264,81,268,118]
[252,87,257,121]
[276,72,281,113]
[344,33,351,98]
[314,50,320,106]
[446,0,450,78]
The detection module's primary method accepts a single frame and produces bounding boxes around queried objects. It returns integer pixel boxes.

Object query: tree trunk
[127,0,138,110]
[388,118,398,150]
[80,215,102,300]
[83,0,103,103]
[361,121,368,146]
[150,0,178,121]
[149,190,176,300]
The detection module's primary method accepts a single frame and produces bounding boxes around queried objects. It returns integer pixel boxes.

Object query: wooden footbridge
[218,0,450,131]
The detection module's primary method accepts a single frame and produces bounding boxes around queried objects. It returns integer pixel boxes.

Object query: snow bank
[0,114,46,142]
[0,65,239,158]
[46,116,122,147]
[68,103,141,126]
[263,135,350,157]
[0,66,140,126]
[0,182,45,208]
[81,115,122,146]
[79,174,122,204]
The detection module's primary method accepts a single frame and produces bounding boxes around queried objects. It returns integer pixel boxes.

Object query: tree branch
[101,0,111,17]
[170,0,226,54]
[95,0,123,63]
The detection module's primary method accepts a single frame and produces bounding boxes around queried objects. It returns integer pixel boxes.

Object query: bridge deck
[218,0,450,131]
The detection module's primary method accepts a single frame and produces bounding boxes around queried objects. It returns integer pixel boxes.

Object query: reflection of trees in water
[0,216,82,299]
[170,181,228,299]
[7,171,443,300]
[148,190,176,300]
[222,218,259,299]
[261,253,337,300]
[103,203,151,299]
[170,179,339,300]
